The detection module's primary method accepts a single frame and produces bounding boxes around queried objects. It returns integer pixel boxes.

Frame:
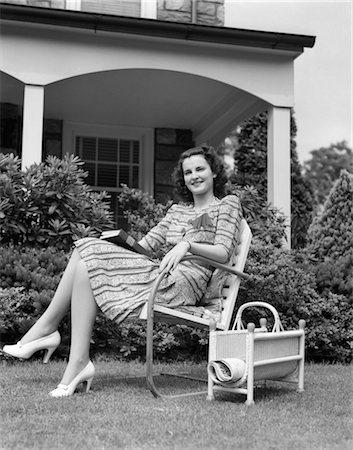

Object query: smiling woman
[2,145,243,398]
[182,154,216,208]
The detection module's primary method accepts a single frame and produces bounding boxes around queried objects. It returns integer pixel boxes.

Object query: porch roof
[0,3,315,53]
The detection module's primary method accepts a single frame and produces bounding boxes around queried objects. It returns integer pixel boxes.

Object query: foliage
[303,140,353,206]
[0,153,114,251]
[306,170,353,299]
[237,239,353,363]
[1,238,351,363]
[118,184,172,239]
[227,111,315,248]
[0,287,36,342]
[290,145,315,248]
[0,162,351,363]
[0,245,72,356]
[229,185,286,247]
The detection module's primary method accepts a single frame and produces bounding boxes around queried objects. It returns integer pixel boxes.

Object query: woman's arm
[158,241,227,274]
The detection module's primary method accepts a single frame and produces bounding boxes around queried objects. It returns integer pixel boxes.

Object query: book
[100,229,150,257]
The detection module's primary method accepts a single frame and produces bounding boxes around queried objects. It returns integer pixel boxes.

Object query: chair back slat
[218,219,252,330]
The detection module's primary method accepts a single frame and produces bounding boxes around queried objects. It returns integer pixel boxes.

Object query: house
[0,0,315,246]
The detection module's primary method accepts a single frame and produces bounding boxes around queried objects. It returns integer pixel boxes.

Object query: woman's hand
[159,241,190,274]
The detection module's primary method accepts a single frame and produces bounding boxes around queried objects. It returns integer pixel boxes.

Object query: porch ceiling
[0,69,266,145]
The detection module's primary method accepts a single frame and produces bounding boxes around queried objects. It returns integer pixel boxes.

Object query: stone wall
[158,0,224,25]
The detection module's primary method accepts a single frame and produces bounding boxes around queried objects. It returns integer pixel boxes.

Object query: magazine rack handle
[233,301,284,332]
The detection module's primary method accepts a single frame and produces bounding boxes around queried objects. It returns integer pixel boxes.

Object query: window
[76,136,140,189]
[0,1,157,19]
[65,0,157,19]
[64,122,154,227]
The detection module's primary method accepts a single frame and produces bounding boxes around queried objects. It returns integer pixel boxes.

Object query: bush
[237,240,352,363]
[231,111,315,248]
[0,288,36,342]
[118,184,172,238]
[229,185,286,247]
[0,153,114,251]
[1,176,350,363]
[307,170,353,299]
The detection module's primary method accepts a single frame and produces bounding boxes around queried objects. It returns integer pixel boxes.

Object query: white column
[267,106,291,248]
[21,84,45,170]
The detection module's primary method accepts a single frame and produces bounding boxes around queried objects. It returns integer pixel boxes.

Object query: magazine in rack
[100,229,150,257]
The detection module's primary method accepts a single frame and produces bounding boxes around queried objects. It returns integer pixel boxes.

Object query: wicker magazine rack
[207,301,305,405]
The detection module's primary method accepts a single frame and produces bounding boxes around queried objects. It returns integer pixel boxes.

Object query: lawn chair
[139,218,252,398]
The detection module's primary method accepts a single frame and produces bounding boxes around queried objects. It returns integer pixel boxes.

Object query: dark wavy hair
[172,144,228,203]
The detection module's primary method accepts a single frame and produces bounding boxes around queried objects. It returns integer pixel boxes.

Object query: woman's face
[182,155,215,198]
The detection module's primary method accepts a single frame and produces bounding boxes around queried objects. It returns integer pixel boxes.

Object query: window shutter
[80,0,141,17]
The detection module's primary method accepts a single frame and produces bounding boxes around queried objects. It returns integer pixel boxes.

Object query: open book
[100,229,150,257]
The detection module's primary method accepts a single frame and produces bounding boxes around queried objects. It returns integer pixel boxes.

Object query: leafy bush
[1,172,351,363]
[230,111,315,248]
[0,288,36,342]
[118,184,172,238]
[0,153,114,251]
[237,240,353,363]
[230,185,286,247]
[303,141,353,206]
[307,170,353,299]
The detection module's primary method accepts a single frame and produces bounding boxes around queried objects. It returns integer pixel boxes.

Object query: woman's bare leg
[59,257,98,385]
[21,249,82,344]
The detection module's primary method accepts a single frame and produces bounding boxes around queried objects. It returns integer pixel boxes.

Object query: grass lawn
[0,359,352,450]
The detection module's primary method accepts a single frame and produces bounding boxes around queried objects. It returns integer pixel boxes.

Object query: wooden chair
[139,219,252,398]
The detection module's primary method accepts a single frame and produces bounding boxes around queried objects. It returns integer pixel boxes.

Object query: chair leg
[145,278,208,398]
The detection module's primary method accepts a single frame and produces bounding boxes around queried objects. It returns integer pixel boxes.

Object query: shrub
[237,239,352,363]
[0,288,36,342]
[118,184,172,238]
[307,170,353,299]
[0,153,114,251]
[229,185,286,247]
[231,111,315,248]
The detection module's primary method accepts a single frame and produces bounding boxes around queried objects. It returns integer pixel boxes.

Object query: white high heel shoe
[2,331,61,363]
[49,361,95,398]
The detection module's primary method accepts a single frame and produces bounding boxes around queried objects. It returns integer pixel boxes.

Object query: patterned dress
[74,195,242,324]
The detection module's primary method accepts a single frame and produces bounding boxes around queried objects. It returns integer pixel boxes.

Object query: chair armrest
[181,254,249,279]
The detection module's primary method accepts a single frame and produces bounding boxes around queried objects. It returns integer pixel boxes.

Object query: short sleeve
[214,195,242,260]
[139,204,177,253]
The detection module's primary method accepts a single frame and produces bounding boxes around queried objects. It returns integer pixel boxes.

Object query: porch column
[267,106,291,248]
[21,84,44,170]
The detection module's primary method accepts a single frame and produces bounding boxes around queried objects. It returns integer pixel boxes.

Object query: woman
[3,145,242,397]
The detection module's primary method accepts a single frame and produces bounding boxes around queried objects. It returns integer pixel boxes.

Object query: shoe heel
[84,377,94,393]
[43,346,57,364]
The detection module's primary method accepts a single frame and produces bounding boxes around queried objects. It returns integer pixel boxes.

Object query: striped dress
[74,194,242,324]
